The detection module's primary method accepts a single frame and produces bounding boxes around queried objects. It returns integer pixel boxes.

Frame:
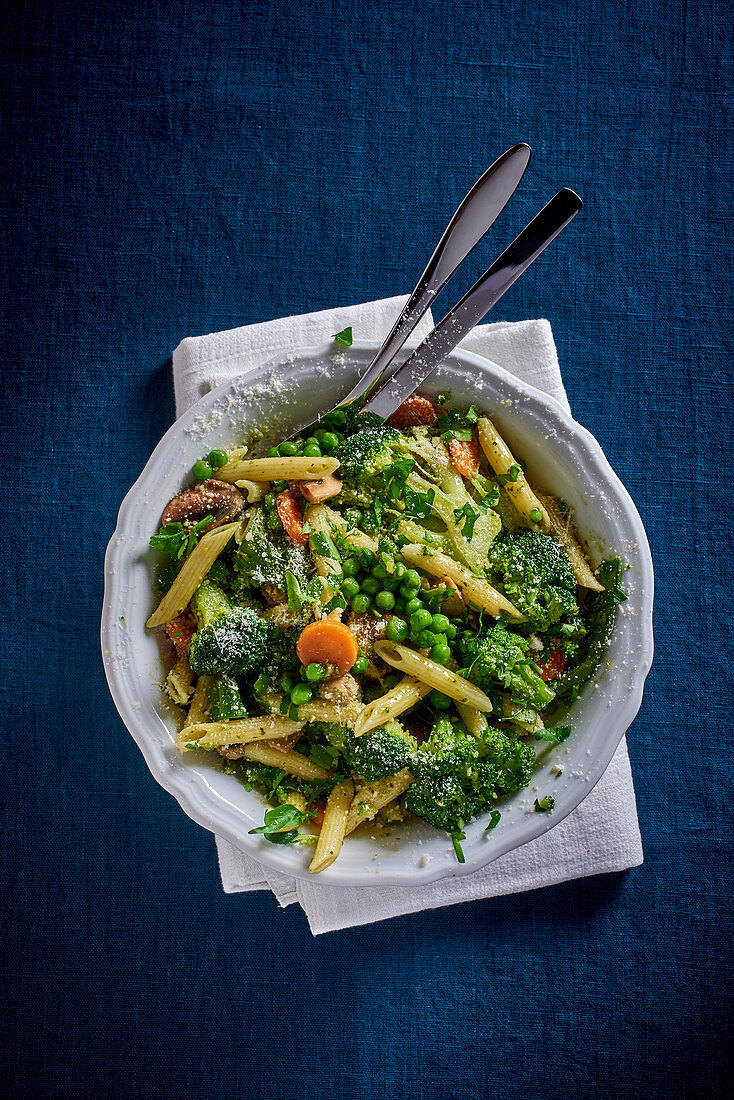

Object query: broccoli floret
[488,530,578,631]
[405,774,474,834]
[333,425,402,483]
[234,507,311,594]
[343,720,417,781]
[459,623,556,711]
[476,727,535,793]
[308,721,351,756]
[412,717,479,779]
[188,579,274,676]
[208,674,248,721]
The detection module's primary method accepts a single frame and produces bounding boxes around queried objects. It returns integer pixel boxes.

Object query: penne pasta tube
[535,491,604,592]
[318,505,379,553]
[146,521,239,628]
[184,714,306,749]
[216,456,339,483]
[345,770,414,834]
[234,478,270,503]
[241,742,330,781]
[455,702,489,736]
[477,418,550,529]
[306,504,344,601]
[374,641,493,712]
[176,675,214,743]
[400,544,523,621]
[353,676,432,736]
[309,778,354,873]
[166,655,195,706]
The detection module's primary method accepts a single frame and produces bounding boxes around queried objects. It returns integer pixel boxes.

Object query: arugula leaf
[453,501,480,539]
[403,487,435,520]
[536,726,572,745]
[333,326,353,347]
[284,569,322,611]
[149,515,214,560]
[310,531,339,560]
[437,408,476,442]
[249,803,308,843]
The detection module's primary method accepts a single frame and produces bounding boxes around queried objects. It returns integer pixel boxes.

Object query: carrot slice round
[448,436,480,478]
[276,490,308,545]
[296,619,359,675]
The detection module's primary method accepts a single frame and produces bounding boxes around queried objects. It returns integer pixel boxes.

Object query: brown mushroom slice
[299,475,343,504]
[161,479,244,532]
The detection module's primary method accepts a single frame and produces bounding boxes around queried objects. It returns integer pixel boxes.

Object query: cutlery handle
[340,143,531,405]
[362,188,582,421]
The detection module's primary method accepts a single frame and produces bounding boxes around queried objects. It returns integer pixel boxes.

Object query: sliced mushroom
[318,673,362,706]
[161,479,243,532]
[298,475,343,504]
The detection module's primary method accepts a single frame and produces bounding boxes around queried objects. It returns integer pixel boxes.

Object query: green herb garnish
[333,326,353,347]
[149,515,214,560]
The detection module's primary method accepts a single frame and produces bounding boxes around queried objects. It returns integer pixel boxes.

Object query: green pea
[341,577,360,600]
[445,623,457,639]
[208,449,228,468]
[290,683,313,706]
[399,584,420,601]
[342,557,359,578]
[279,673,295,693]
[375,590,396,611]
[344,507,363,527]
[431,613,450,634]
[410,608,432,632]
[304,436,321,448]
[404,598,425,617]
[323,408,348,429]
[430,643,452,665]
[394,562,406,581]
[352,656,369,674]
[416,629,437,649]
[381,576,399,592]
[372,563,388,580]
[429,689,453,711]
[361,576,380,596]
[279,441,298,457]
[303,443,322,457]
[320,431,340,452]
[266,446,279,458]
[304,662,326,683]
[404,568,421,588]
[193,459,213,481]
[351,594,370,614]
[386,617,408,643]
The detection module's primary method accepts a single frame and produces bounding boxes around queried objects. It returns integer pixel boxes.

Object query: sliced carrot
[308,803,326,828]
[296,619,359,675]
[448,435,480,478]
[387,393,437,428]
[276,490,308,545]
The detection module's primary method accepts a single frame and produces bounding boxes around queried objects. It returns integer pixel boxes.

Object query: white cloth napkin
[172,297,643,935]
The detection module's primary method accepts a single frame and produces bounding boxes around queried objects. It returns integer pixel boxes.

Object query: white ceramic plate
[102,342,653,886]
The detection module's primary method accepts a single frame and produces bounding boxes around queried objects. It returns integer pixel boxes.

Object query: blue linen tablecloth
[2,1,732,1096]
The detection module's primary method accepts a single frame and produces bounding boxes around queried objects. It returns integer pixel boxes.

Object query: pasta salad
[146,392,623,872]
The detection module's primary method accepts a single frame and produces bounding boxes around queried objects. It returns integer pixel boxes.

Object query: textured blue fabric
[2,0,732,1096]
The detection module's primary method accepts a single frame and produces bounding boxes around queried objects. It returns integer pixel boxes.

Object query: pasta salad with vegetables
[146,391,624,872]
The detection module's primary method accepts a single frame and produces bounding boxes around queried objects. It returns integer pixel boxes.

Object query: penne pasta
[318,505,379,553]
[455,702,489,736]
[477,417,550,529]
[306,504,344,602]
[345,770,414,834]
[374,641,494,712]
[400,544,523,621]
[309,777,354,873]
[176,674,214,745]
[234,478,270,503]
[241,742,330,781]
[166,655,195,706]
[535,491,604,592]
[353,676,432,736]
[146,521,239,628]
[184,714,306,749]
[216,456,339,483]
